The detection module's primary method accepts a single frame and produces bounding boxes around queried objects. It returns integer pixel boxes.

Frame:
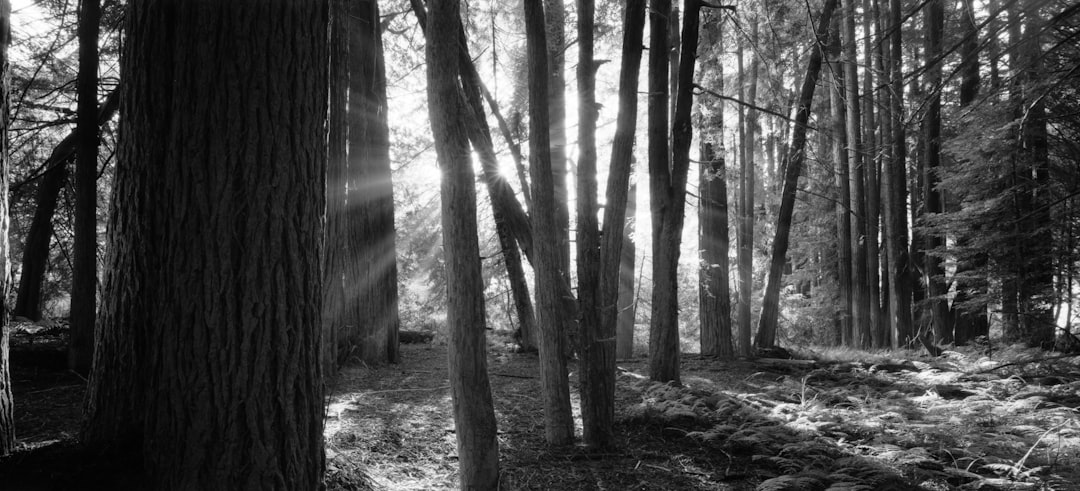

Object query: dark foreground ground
[3,330,1079,490]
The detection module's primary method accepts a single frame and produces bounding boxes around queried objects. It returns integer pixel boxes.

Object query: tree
[616,180,638,359]
[425,0,500,484]
[0,0,13,458]
[826,14,852,345]
[524,0,574,446]
[757,0,838,348]
[737,18,759,357]
[698,11,732,359]
[921,0,949,344]
[346,0,400,364]
[842,0,869,348]
[883,0,913,347]
[81,2,327,487]
[324,0,349,372]
[13,90,118,321]
[68,0,100,374]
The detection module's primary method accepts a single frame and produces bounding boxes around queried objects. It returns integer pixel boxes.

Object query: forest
[0,0,1078,489]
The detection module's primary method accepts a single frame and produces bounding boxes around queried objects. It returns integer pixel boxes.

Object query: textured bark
[524,0,574,446]
[0,0,13,457]
[869,0,889,347]
[69,0,101,374]
[323,0,349,373]
[545,0,570,281]
[843,0,869,348]
[647,0,676,382]
[885,0,914,347]
[82,2,328,488]
[756,0,838,348]
[699,140,733,358]
[922,0,949,344]
[346,0,400,364]
[425,0,501,484]
[827,16,852,346]
[575,0,609,447]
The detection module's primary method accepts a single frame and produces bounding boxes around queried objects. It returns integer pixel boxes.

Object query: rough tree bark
[827,15,852,346]
[14,90,118,322]
[82,1,328,487]
[346,0,400,364]
[756,0,838,348]
[699,140,733,358]
[425,0,501,484]
[737,19,759,357]
[843,0,869,348]
[524,0,575,446]
[69,0,100,375]
[0,0,13,458]
[922,0,949,344]
[616,180,638,359]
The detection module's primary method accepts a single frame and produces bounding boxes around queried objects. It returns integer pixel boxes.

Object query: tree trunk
[700,140,733,358]
[0,0,13,458]
[756,0,838,348]
[426,1,501,484]
[14,90,118,321]
[922,0,949,344]
[843,0,869,348]
[738,20,759,357]
[346,0,400,364]
[598,0,646,437]
[69,0,101,375]
[871,0,890,347]
[524,0,575,446]
[545,0,570,280]
[827,14,853,346]
[885,0,914,347]
[323,0,349,373]
[617,181,638,359]
[83,2,328,487]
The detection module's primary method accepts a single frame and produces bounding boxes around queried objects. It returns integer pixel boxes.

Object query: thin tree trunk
[605,0,647,372]
[756,0,838,348]
[426,1,500,485]
[735,44,749,356]
[69,0,101,375]
[872,0,890,347]
[738,20,759,357]
[827,14,852,346]
[922,0,949,344]
[524,0,575,446]
[885,0,913,347]
[844,0,869,348]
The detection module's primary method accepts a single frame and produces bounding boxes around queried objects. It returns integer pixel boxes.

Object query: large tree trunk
[0,0,13,458]
[68,0,101,375]
[545,0,570,280]
[870,0,889,347]
[524,0,575,446]
[83,2,327,487]
[323,0,349,373]
[425,0,501,484]
[884,0,914,347]
[756,0,838,348]
[593,0,647,441]
[14,90,118,322]
[346,0,400,364]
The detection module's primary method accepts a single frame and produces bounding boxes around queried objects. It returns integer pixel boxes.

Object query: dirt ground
[3,332,1079,490]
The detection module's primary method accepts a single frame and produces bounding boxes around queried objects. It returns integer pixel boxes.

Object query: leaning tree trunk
[14,90,118,322]
[69,0,101,375]
[0,0,14,458]
[83,2,328,487]
[425,0,501,484]
[756,0,838,348]
[523,0,575,446]
[346,0,400,364]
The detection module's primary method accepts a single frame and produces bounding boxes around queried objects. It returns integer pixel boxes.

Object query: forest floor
[2,327,1080,490]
